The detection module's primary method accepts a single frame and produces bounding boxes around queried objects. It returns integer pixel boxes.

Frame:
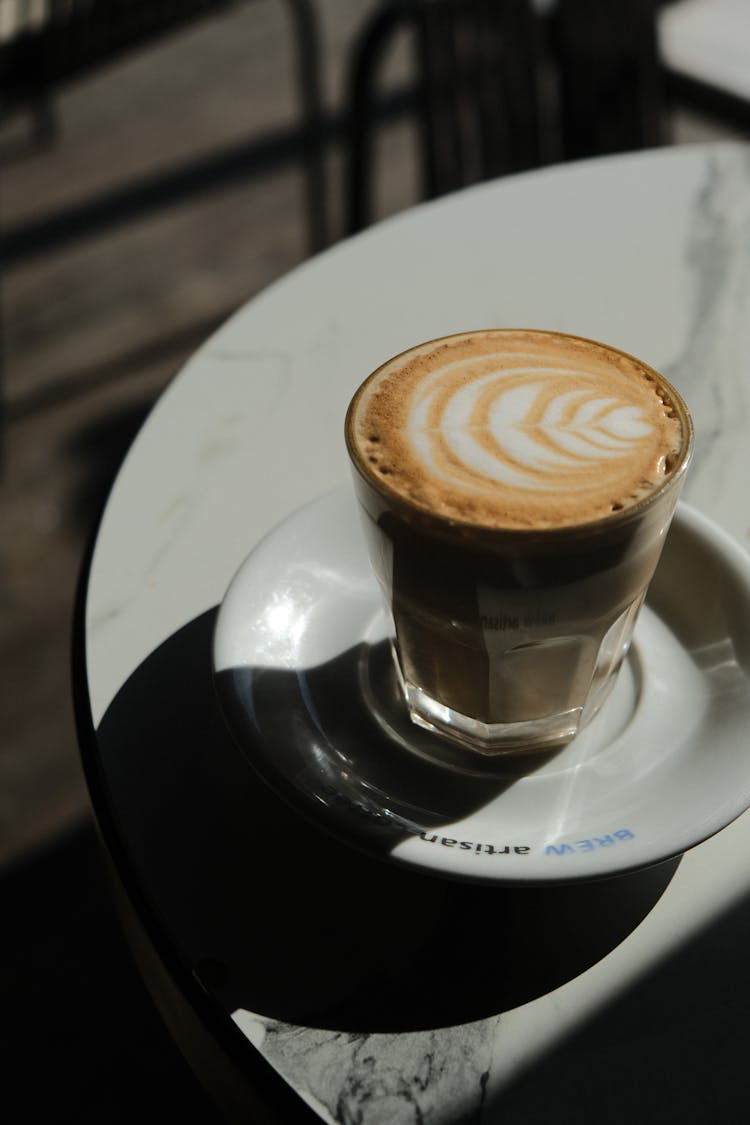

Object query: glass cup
[345,329,693,755]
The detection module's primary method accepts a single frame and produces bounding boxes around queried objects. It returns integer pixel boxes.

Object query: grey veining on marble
[233,1013,499,1124]
[663,147,750,539]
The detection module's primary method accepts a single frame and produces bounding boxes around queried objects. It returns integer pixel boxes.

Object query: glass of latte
[345,329,693,754]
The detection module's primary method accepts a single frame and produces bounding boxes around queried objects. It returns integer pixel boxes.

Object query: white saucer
[213,487,750,883]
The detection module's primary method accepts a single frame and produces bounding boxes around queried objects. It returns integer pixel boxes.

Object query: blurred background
[1,0,748,1117]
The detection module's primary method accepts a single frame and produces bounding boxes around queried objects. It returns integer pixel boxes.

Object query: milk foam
[347,330,688,530]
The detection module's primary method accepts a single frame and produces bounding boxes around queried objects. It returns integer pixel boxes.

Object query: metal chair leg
[344,1,414,236]
[283,0,328,254]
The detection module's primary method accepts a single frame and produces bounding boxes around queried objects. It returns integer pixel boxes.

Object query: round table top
[78,142,750,1123]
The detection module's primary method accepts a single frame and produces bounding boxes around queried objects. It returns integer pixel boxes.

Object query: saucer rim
[213,488,750,885]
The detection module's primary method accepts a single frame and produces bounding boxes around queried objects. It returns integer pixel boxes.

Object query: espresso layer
[347,330,688,530]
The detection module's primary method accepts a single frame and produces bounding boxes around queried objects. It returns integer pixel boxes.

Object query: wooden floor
[0,0,739,872]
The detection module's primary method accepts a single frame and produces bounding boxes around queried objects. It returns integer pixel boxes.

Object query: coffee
[347,329,684,531]
[346,330,692,753]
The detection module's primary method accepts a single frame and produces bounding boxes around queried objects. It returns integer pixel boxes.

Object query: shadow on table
[215,632,574,837]
[92,609,680,1034]
[489,884,750,1125]
[6,805,750,1122]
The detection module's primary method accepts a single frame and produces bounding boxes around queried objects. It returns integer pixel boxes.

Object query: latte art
[413,367,657,492]
[347,330,687,530]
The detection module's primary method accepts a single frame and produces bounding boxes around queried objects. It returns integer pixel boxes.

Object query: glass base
[402,679,584,755]
[393,595,639,756]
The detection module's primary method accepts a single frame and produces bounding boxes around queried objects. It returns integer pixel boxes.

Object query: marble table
[76,142,750,1123]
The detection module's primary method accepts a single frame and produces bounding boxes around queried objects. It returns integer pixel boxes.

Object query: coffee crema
[346,329,687,531]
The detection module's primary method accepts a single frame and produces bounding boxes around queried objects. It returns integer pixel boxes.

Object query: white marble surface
[659,0,750,101]
[85,143,750,1121]
[232,1015,501,1124]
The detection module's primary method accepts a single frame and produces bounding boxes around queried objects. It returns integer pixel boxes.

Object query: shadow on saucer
[95,610,679,1033]
[215,632,568,844]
